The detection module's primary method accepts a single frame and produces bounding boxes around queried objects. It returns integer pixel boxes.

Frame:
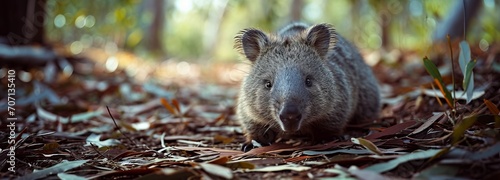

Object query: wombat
[234,23,380,151]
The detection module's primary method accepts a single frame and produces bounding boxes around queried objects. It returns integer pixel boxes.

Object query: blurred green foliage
[45,0,500,62]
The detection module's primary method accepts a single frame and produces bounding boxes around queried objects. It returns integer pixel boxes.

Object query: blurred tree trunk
[0,0,46,46]
[367,0,392,50]
[380,11,390,49]
[290,0,303,22]
[145,0,166,57]
[350,0,362,43]
[432,0,482,42]
[203,0,229,58]
[0,0,57,68]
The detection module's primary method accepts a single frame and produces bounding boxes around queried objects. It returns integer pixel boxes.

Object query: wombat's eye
[305,77,312,87]
[264,80,272,89]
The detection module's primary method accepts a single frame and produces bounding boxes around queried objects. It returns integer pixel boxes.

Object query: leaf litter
[1,43,500,179]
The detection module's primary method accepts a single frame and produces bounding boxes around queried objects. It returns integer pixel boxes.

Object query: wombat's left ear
[305,24,337,58]
[234,29,269,62]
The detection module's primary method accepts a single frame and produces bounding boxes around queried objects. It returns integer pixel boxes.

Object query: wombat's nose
[279,105,302,131]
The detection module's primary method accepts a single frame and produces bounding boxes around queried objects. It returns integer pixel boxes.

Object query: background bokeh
[44,0,500,63]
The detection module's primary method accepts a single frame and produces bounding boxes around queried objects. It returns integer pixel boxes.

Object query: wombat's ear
[305,24,337,58]
[235,29,269,62]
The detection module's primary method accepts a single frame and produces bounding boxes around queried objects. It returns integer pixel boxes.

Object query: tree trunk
[290,0,303,22]
[203,0,229,58]
[432,0,482,42]
[145,0,166,56]
[0,0,47,46]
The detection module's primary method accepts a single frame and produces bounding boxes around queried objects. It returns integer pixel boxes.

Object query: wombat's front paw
[252,128,277,145]
[242,142,254,152]
[242,128,278,152]
[241,138,274,152]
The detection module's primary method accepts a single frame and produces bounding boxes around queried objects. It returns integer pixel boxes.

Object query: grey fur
[234,23,380,147]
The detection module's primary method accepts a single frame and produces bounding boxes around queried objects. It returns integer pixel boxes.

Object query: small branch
[106,106,138,148]
[447,35,457,121]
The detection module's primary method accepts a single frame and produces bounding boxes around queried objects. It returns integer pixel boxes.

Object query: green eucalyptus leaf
[364,149,441,173]
[452,115,477,145]
[458,41,471,73]
[463,60,476,104]
[423,57,453,107]
[423,57,444,84]
[18,160,88,180]
[416,165,459,179]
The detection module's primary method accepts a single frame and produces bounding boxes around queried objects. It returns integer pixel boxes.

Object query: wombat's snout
[278,104,302,132]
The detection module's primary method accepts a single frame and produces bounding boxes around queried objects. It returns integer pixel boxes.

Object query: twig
[106,106,138,148]
[89,142,106,159]
[447,35,457,121]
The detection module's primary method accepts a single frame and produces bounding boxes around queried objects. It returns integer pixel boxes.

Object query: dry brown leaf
[172,99,181,114]
[207,156,230,165]
[160,98,177,115]
[199,163,233,179]
[351,138,383,155]
[365,121,419,140]
[247,164,311,172]
[484,99,500,115]
[409,112,444,135]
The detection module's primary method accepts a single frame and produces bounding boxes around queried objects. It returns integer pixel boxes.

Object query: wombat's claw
[242,142,254,152]
[242,140,270,152]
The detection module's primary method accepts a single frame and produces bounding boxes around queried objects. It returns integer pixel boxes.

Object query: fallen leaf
[484,99,500,115]
[37,107,103,124]
[172,146,243,157]
[304,149,374,156]
[118,98,161,116]
[451,115,478,145]
[421,89,484,101]
[42,142,60,153]
[467,142,500,161]
[409,112,444,135]
[147,168,196,180]
[365,121,419,140]
[177,140,208,147]
[18,160,88,180]
[199,163,233,179]
[247,164,311,172]
[85,133,121,148]
[160,98,177,115]
[348,166,387,180]
[207,156,230,165]
[214,134,235,144]
[228,158,284,166]
[57,173,88,180]
[284,155,316,163]
[172,99,181,113]
[161,135,209,141]
[324,166,355,179]
[237,143,295,157]
[143,82,174,99]
[225,161,256,169]
[364,149,441,173]
[104,168,187,180]
[131,121,151,131]
[414,165,459,179]
[351,138,383,155]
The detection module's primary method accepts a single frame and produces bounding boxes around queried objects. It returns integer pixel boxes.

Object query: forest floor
[1,42,500,179]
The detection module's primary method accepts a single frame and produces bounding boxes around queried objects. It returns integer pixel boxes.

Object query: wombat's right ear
[305,24,337,58]
[234,29,269,62]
